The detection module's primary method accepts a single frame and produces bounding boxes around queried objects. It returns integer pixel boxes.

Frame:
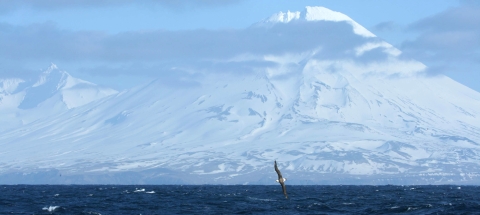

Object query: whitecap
[42,206,60,212]
[134,188,145,192]
[407,207,417,211]
[248,197,276,202]
[54,194,59,196]
[310,202,330,208]
[146,191,155,194]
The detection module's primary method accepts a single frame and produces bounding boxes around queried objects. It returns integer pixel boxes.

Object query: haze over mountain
[1,6,479,185]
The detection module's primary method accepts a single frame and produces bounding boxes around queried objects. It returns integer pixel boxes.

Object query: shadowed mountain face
[0,7,479,185]
[18,69,65,110]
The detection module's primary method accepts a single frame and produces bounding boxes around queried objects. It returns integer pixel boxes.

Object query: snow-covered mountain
[1,7,480,185]
[0,64,117,131]
[258,6,375,38]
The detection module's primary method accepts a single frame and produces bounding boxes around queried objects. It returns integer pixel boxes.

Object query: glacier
[0,6,479,185]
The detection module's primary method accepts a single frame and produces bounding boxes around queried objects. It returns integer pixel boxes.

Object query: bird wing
[274,160,283,179]
[280,182,288,199]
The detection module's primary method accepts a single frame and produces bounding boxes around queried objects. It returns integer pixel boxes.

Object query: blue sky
[1,0,479,92]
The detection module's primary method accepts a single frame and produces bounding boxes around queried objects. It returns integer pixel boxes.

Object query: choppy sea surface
[1,185,479,214]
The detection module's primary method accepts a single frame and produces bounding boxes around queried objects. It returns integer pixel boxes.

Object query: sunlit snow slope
[1,7,479,184]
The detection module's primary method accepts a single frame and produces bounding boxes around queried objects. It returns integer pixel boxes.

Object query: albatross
[274,160,288,199]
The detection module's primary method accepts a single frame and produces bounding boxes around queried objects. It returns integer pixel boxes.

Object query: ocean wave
[42,206,60,212]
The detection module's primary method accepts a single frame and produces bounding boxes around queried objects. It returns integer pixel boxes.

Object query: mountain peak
[14,64,117,110]
[303,6,354,23]
[48,62,58,70]
[33,63,69,88]
[261,6,376,38]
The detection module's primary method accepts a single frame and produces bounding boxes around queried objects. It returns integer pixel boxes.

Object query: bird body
[274,160,288,199]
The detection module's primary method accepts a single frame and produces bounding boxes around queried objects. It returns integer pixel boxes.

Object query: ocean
[1,185,479,214]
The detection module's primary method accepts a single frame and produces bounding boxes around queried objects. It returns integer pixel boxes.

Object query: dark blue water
[1,185,479,214]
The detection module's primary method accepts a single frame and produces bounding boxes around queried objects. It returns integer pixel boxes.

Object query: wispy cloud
[372,21,397,32]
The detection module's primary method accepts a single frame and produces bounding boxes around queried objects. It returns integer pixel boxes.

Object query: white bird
[274,160,288,199]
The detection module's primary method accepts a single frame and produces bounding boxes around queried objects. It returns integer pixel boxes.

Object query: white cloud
[355,42,401,57]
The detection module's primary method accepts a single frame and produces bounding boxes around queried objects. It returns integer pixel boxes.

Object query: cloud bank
[401,4,480,76]
[2,3,478,91]
[0,20,377,80]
